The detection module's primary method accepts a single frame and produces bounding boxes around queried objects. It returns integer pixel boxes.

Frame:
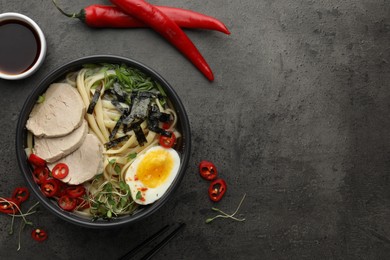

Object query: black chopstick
[118,223,185,260]
[118,224,169,260]
[140,223,186,260]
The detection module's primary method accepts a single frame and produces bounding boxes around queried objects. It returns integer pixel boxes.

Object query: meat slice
[26,83,85,137]
[33,120,88,163]
[48,134,104,185]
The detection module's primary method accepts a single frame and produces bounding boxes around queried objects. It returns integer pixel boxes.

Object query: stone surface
[1,0,390,259]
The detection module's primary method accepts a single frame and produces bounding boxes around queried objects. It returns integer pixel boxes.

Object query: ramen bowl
[16,55,191,228]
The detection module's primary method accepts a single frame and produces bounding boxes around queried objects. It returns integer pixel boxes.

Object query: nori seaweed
[87,85,103,114]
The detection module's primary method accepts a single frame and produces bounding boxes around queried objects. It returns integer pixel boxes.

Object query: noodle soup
[21,60,188,224]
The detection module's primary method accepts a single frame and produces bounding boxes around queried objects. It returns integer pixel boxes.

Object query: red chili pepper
[0,198,20,214]
[162,122,171,130]
[52,163,69,180]
[110,0,214,81]
[199,160,218,181]
[66,185,86,198]
[31,228,48,242]
[208,179,227,202]
[55,180,68,197]
[28,154,46,168]
[76,198,90,210]
[159,132,176,148]
[52,1,230,34]
[58,195,77,211]
[40,179,59,197]
[11,187,30,203]
[32,167,50,184]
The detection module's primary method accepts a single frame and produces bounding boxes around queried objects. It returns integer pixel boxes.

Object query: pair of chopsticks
[118,223,186,260]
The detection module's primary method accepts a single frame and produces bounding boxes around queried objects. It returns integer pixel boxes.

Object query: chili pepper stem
[52,0,82,19]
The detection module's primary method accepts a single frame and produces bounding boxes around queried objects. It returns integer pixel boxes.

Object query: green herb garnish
[127,153,137,161]
[114,164,121,175]
[136,191,142,200]
[108,159,116,165]
[119,181,127,191]
[37,95,45,104]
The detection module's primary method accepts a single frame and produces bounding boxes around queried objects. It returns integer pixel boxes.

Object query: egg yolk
[136,149,174,188]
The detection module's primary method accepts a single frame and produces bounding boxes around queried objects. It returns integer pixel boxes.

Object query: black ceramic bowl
[16,55,191,228]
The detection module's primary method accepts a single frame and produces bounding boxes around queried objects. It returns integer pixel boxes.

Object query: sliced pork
[48,134,104,185]
[26,83,85,138]
[33,120,88,163]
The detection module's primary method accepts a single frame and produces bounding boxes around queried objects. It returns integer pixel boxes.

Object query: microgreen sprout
[205,193,246,224]
[0,197,40,250]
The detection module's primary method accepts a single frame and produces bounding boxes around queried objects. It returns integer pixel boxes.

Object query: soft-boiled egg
[125,146,180,205]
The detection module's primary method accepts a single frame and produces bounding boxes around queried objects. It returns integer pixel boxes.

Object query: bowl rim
[0,12,47,80]
[15,55,191,228]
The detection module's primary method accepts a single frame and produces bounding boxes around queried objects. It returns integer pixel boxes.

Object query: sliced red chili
[66,185,86,198]
[162,122,171,130]
[31,228,48,242]
[40,179,59,197]
[76,198,90,210]
[159,132,176,148]
[58,195,77,211]
[208,179,227,202]
[11,187,30,203]
[199,160,218,181]
[32,167,50,184]
[28,154,46,168]
[55,181,68,197]
[52,163,69,180]
[0,198,20,214]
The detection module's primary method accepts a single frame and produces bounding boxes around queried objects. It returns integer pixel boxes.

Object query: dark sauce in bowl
[0,20,40,75]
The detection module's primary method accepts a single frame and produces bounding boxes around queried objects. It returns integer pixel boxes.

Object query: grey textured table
[1,0,390,259]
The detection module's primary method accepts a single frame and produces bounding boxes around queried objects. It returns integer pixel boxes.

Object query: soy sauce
[0,20,40,75]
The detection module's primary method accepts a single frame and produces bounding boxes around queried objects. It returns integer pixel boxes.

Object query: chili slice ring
[208,178,227,202]
[12,187,30,203]
[55,181,68,197]
[76,198,90,210]
[0,197,20,214]
[40,179,59,197]
[66,185,86,198]
[159,132,176,148]
[52,163,69,179]
[58,195,77,211]
[28,154,47,168]
[33,167,50,185]
[199,160,218,181]
[31,228,48,242]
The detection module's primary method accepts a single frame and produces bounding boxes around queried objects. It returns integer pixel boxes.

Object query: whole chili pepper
[110,0,214,81]
[52,1,230,34]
